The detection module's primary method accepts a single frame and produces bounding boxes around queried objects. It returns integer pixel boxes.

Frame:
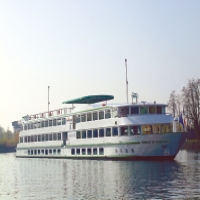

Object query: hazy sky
[0,0,200,130]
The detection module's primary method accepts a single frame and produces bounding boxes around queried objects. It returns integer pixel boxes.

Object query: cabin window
[99,128,104,137]
[62,118,66,125]
[82,130,86,139]
[49,133,52,141]
[105,110,111,119]
[82,148,86,155]
[28,124,30,130]
[81,114,86,122]
[87,113,92,121]
[99,148,104,155]
[45,134,48,141]
[93,129,98,138]
[38,135,41,142]
[34,123,37,129]
[99,111,104,120]
[76,131,81,139]
[31,123,33,129]
[57,118,61,126]
[93,148,98,155]
[121,126,128,136]
[76,149,80,155]
[162,107,166,114]
[41,150,44,155]
[76,115,80,123]
[140,106,148,114]
[45,150,48,155]
[53,149,56,155]
[34,150,37,155]
[24,136,27,143]
[112,127,118,136]
[71,149,75,155]
[49,120,52,126]
[31,150,33,155]
[41,121,44,128]
[87,130,92,138]
[42,135,45,141]
[87,148,92,155]
[57,149,61,155]
[112,108,118,118]
[124,107,129,115]
[53,119,57,126]
[28,150,30,155]
[93,112,98,121]
[142,125,152,134]
[34,135,37,142]
[106,128,111,137]
[31,136,34,142]
[38,122,41,128]
[58,133,61,140]
[149,106,156,114]
[38,149,40,155]
[53,133,57,140]
[20,137,23,143]
[24,124,27,130]
[49,149,52,154]
[28,136,31,143]
[131,107,139,114]
[45,121,48,127]
[130,125,141,135]
[157,106,162,114]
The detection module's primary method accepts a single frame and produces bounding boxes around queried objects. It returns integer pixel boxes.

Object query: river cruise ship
[16,94,188,160]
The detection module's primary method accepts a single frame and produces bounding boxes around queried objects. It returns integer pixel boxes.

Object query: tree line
[168,78,200,140]
[0,126,19,147]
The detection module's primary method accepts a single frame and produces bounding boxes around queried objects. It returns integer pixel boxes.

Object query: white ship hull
[16,132,188,160]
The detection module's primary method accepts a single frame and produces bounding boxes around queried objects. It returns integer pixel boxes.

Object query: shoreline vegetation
[0,126,19,153]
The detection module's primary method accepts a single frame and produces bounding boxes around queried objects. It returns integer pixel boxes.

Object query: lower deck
[16,131,188,160]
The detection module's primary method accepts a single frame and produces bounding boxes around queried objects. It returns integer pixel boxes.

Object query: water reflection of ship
[61,159,183,199]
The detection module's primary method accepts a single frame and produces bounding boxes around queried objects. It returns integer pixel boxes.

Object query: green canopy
[62,95,114,104]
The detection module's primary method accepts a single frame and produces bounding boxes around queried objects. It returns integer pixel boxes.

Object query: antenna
[125,58,128,103]
[48,86,50,116]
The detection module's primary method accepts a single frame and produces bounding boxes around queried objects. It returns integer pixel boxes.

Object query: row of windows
[71,148,104,155]
[27,148,105,156]
[23,106,166,131]
[24,118,67,130]
[20,132,64,143]
[76,110,111,123]
[122,106,165,115]
[76,124,171,139]
[20,123,173,143]
[76,126,141,139]
[28,149,61,155]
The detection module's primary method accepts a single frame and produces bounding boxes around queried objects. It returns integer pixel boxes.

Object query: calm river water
[0,151,200,200]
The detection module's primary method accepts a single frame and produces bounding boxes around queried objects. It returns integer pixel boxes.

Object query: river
[0,150,200,199]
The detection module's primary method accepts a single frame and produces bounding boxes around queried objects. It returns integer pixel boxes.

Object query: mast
[125,58,128,103]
